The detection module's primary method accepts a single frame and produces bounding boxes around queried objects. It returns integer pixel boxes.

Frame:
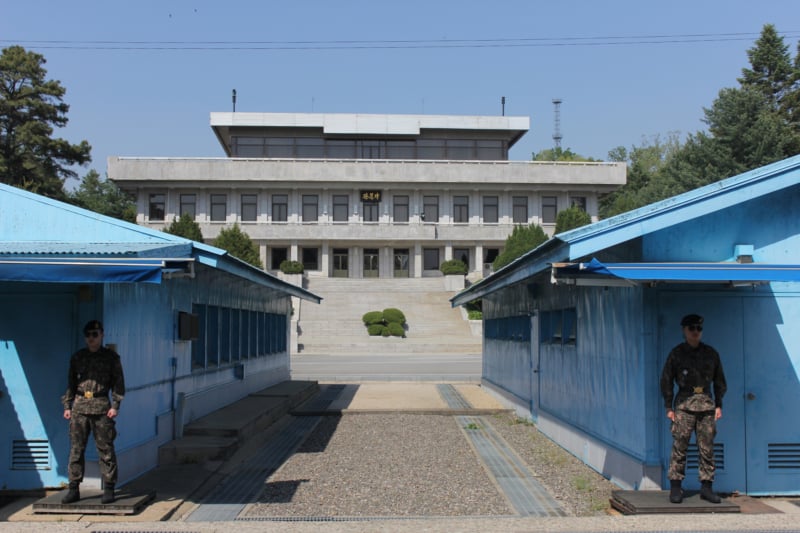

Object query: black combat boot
[669,480,682,503]
[61,482,80,504]
[101,483,116,504]
[700,480,721,503]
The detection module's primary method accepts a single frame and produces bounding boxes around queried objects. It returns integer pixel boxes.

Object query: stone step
[297,277,474,356]
[297,343,481,355]
[158,380,319,466]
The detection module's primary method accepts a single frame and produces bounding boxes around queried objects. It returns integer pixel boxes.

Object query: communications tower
[552,98,563,149]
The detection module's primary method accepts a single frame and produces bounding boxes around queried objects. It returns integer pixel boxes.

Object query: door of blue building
[659,290,800,494]
[0,291,76,489]
[740,294,800,494]
[658,291,747,493]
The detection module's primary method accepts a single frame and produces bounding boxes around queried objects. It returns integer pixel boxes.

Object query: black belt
[680,386,708,395]
[78,390,107,399]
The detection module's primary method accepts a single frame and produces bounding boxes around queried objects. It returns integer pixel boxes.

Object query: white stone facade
[108,113,625,279]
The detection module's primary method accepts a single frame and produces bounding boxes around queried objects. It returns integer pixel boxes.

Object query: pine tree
[555,206,592,233]
[492,224,548,271]
[0,46,91,198]
[213,224,263,269]
[738,24,795,111]
[69,170,136,222]
[164,213,204,242]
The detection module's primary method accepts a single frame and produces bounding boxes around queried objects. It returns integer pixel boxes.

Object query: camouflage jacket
[660,341,727,412]
[62,346,125,415]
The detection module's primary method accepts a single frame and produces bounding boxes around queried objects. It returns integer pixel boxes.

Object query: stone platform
[32,488,155,515]
[611,489,740,515]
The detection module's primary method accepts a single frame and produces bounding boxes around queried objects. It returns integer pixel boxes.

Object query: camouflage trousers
[669,409,716,481]
[67,412,118,484]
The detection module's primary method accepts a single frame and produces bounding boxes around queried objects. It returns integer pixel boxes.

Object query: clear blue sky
[3,0,799,185]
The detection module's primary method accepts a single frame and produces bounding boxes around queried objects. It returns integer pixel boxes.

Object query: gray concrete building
[108,112,626,279]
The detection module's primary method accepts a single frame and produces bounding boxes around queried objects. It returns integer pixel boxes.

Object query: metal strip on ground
[458,415,566,517]
[186,415,321,522]
[437,383,472,409]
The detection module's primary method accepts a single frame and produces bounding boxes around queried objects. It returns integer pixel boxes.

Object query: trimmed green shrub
[440,259,468,275]
[279,260,304,274]
[362,311,384,325]
[363,307,406,337]
[367,324,386,336]
[468,310,483,320]
[382,308,406,325]
[387,322,405,337]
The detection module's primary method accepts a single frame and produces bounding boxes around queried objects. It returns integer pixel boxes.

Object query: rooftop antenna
[232,89,237,112]
[552,98,562,149]
[501,96,506,116]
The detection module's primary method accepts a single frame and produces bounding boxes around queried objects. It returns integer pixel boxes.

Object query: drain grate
[236,514,515,522]
[437,383,472,409]
[186,415,321,522]
[458,415,566,517]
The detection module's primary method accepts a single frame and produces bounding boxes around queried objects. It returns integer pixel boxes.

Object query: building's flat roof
[210,112,530,155]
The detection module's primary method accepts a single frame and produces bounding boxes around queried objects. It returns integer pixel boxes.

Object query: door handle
[746,392,756,400]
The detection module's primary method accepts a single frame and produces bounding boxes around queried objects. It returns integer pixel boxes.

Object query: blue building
[452,155,800,495]
[0,183,319,490]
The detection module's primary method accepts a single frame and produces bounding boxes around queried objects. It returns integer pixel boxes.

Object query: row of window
[191,304,287,371]
[484,308,578,346]
[150,193,587,225]
[540,309,577,346]
[264,245,495,272]
[485,315,532,341]
[231,137,507,161]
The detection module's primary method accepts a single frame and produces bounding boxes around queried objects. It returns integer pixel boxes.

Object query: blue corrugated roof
[452,154,800,305]
[0,184,321,303]
[0,241,193,257]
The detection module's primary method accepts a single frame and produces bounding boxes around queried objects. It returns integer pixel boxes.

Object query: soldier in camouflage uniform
[660,314,727,504]
[61,320,125,505]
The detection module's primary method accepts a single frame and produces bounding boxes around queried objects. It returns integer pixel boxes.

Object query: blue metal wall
[0,264,293,489]
[101,264,292,485]
[481,183,800,493]
[0,282,103,489]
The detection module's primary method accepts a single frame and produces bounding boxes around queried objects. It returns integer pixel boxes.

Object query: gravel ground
[245,411,616,519]
[248,414,513,517]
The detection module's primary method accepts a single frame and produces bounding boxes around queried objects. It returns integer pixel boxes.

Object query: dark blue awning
[0,258,165,284]
[553,258,800,285]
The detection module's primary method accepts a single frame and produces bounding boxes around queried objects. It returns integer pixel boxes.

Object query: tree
[738,24,795,112]
[678,25,800,182]
[0,46,91,199]
[532,147,595,162]
[555,206,592,233]
[600,134,681,218]
[213,224,263,269]
[600,25,800,218]
[492,223,549,271]
[69,169,136,222]
[164,213,204,242]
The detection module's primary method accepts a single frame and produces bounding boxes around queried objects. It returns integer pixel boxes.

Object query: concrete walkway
[3,381,800,532]
[1,381,510,524]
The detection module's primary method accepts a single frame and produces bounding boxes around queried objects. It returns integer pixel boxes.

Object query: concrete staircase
[158,381,319,466]
[296,277,481,355]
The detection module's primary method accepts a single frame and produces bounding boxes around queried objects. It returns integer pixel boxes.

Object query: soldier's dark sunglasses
[84,330,101,338]
[687,325,703,332]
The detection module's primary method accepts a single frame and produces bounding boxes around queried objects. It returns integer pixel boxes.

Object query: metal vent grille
[12,439,51,470]
[687,443,724,471]
[768,443,800,469]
